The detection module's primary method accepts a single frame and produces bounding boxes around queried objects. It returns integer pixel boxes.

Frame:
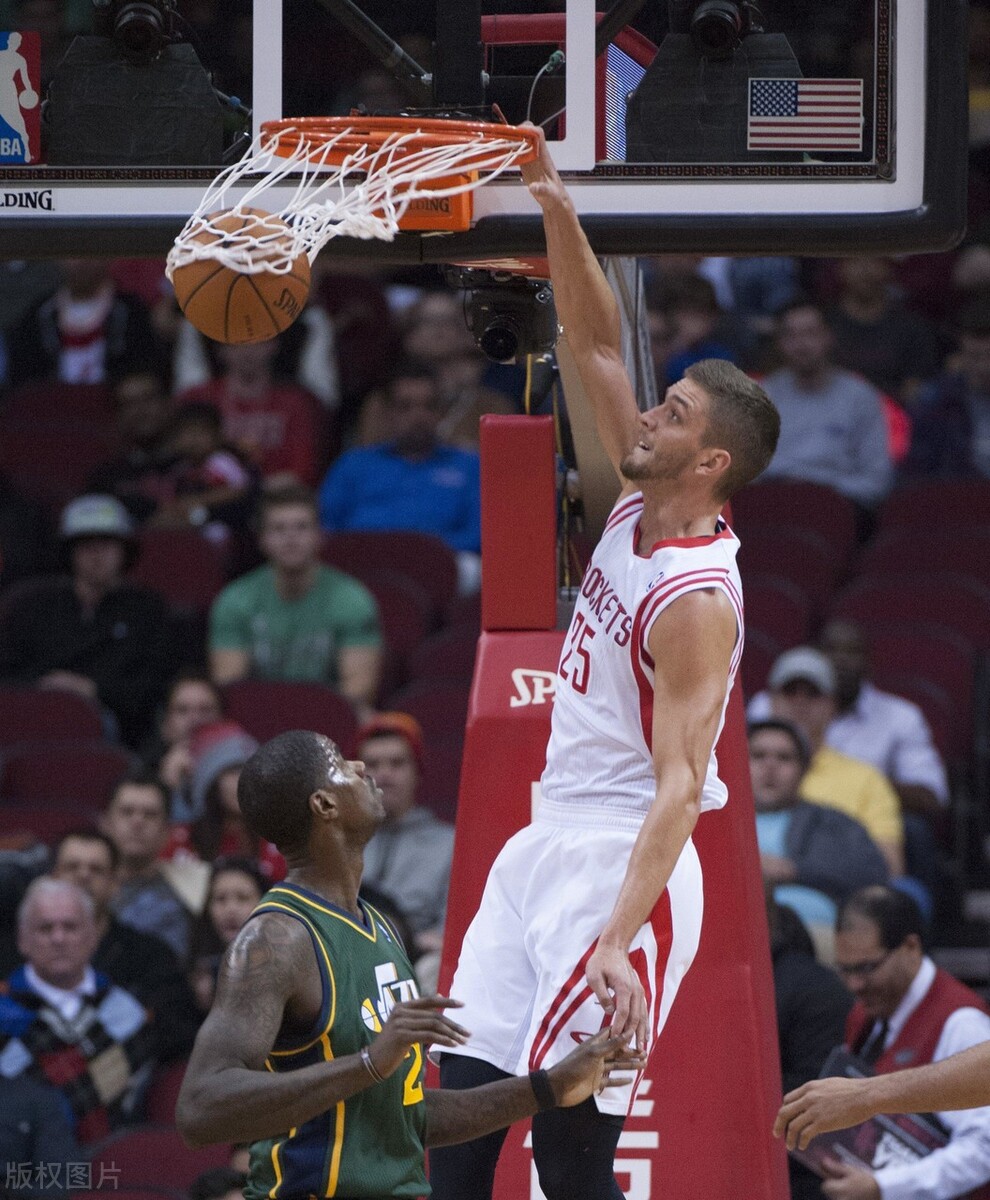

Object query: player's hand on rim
[367,995,469,1079]
[519,122,568,211]
[585,944,649,1050]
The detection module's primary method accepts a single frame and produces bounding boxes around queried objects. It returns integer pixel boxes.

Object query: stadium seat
[418,733,465,823]
[0,419,117,513]
[145,1060,187,1125]
[0,739,135,805]
[4,380,113,424]
[89,1126,230,1190]
[321,531,459,626]
[856,529,990,590]
[879,480,990,532]
[0,686,104,745]
[737,573,813,650]
[385,681,471,741]
[356,568,433,697]
[222,679,357,750]
[407,626,480,686]
[737,527,842,622]
[858,622,976,736]
[444,589,481,632]
[739,627,784,699]
[130,529,229,616]
[0,802,102,845]
[831,573,990,650]
[730,480,858,570]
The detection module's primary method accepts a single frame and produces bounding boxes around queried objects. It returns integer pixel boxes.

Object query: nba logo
[0,31,41,164]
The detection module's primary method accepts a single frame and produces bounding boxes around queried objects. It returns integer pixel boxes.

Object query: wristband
[529,1068,557,1111]
[360,1045,386,1084]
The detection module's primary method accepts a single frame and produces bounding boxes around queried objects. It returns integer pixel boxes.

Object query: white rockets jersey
[541,490,744,816]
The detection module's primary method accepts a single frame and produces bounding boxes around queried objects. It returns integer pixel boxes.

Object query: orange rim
[260,116,540,167]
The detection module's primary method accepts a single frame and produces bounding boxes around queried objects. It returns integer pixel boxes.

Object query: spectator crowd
[0,4,990,1197]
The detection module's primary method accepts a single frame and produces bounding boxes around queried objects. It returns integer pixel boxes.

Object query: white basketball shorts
[440,798,704,1116]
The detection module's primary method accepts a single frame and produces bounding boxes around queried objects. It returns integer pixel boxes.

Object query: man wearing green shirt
[209,486,382,716]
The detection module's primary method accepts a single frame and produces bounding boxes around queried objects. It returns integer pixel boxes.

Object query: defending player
[176,731,644,1200]
[775,1042,990,1152]
[428,127,780,1200]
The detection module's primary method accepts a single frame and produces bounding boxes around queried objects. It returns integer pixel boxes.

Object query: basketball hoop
[166,115,540,282]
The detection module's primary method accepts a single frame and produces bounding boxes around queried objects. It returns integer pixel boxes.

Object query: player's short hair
[836,885,926,948]
[258,484,319,526]
[237,730,331,854]
[686,359,780,501]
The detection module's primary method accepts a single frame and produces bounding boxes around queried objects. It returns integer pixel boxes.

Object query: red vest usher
[847,968,990,1200]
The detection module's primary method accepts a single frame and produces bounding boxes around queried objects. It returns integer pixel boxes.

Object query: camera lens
[691,0,744,58]
[479,318,521,363]
[114,2,167,62]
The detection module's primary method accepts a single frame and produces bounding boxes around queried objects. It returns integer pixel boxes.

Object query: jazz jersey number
[559,613,596,695]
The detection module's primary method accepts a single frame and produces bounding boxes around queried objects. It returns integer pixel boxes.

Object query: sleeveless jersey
[244,883,426,1200]
[541,491,744,816]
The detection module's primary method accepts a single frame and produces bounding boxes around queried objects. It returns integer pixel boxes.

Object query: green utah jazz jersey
[244,882,427,1200]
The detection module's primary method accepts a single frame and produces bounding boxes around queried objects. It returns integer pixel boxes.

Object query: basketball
[171,207,311,345]
[19,88,37,110]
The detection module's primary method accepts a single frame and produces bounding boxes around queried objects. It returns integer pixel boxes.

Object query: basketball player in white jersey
[428,128,781,1200]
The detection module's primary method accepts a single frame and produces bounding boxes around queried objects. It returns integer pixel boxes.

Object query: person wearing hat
[749,646,905,878]
[0,493,170,746]
[355,713,454,975]
[749,717,888,951]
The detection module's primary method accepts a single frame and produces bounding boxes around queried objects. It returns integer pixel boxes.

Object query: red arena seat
[0,686,104,745]
[130,528,229,616]
[0,740,134,805]
[730,480,858,570]
[222,679,357,749]
[321,531,459,626]
[831,573,990,650]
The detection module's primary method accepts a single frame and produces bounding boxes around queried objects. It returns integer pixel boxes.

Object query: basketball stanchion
[165,115,540,344]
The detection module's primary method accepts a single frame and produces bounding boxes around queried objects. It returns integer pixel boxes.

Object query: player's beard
[620,441,695,482]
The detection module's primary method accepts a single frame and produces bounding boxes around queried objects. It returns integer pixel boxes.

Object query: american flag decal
[747,78,864,153]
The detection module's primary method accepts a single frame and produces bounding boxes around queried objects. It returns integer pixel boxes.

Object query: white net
[166,120,536,281]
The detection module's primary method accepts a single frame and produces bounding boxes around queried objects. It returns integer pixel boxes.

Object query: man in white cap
[0,493,170,745]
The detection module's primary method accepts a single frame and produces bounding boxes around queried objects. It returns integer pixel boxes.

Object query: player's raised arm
[521,125,642,483]
[176,913,469,1147]
[774,1042,990,1151]
[585,588,738,1043]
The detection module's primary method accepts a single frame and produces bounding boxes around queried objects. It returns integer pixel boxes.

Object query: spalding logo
[509,668,556,708]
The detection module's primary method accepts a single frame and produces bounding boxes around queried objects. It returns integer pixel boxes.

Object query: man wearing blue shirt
[318,363,481,591]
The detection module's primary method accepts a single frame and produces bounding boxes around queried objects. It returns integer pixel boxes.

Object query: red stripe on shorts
[529,940,599,1071]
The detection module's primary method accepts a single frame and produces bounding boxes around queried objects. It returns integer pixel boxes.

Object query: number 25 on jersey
[559,613,596,695]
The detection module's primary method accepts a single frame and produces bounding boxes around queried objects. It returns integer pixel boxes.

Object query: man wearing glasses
[813,886,990,1200]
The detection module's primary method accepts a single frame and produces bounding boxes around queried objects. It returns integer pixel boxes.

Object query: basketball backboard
[0,0,968,258]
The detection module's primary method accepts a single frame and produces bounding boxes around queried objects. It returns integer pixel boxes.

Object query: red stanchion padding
[480,415,557,632]
[435,631,789,1200]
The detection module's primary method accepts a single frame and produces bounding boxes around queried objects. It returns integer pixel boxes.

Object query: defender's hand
[367,995,469,1080]
[546,1029,648,1108]
[821,1160,881,1200]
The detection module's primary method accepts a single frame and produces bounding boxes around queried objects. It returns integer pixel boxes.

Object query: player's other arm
[586,589,737,1043]
[774,1042,990,1151]
[177,913,469,1146]
[521,126,642,483]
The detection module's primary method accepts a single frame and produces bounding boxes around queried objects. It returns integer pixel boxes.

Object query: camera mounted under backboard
[667,0,765,59]
[92,0,178,64]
